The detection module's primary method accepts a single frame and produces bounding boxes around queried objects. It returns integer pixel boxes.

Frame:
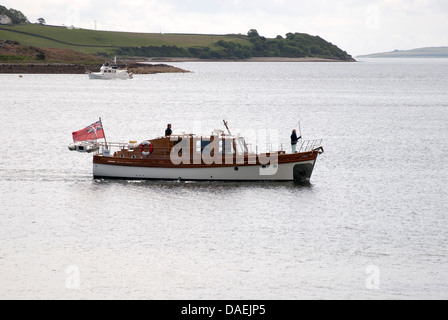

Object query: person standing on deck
[291,129,301,153]
[165,124,172,137]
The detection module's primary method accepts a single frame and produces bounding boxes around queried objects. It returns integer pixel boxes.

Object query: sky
[2,0,447,56]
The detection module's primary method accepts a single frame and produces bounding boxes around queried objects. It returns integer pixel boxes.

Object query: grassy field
[0,24,251,55]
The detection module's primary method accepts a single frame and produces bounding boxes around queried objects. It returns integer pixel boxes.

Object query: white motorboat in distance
[88,57,133,80]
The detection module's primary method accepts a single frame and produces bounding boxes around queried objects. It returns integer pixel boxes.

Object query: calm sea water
[0,59,447,299]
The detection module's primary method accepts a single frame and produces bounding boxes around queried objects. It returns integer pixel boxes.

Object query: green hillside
[0,24,250,55]
[0,24,354,61]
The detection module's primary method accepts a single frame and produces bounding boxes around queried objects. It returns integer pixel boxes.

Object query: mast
[100,117,108,149]
[223,120,232,136]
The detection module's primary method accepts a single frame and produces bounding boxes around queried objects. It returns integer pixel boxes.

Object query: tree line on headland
[116,29,353,61]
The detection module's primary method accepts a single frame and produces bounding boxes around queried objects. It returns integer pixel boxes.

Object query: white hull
[93,160,317,181]
[88,73,132,80]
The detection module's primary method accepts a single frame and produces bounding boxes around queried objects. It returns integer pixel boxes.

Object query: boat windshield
[194,136,247,155]
[236,137,248,154]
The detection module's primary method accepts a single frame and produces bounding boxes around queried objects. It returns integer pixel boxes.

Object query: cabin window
[195,139,215,155]
[194,139,201,154]
[220,138,234,155]
[201,140,211,153]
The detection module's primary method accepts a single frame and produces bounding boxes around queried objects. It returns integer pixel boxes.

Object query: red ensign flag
[72,120,105,142]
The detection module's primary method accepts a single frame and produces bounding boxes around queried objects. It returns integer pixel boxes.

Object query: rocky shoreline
[0,63,190,74]
[0,63,88,74]
[0,57,355,74]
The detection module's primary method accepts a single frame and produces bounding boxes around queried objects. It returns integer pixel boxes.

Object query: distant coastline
[358,47,448,58]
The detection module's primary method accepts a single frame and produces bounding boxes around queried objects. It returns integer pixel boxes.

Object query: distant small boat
[88,57,133,80]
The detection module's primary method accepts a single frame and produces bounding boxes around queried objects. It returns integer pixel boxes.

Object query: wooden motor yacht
[70,120,324,182]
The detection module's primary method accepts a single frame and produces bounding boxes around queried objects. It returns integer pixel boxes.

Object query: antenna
[223,120,232,135]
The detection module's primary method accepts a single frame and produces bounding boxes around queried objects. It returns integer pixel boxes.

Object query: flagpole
[100,117,108,149]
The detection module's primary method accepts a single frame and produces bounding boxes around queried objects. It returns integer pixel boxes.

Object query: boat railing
[96,141,131,151]
[94,139,323,156]
[298,139,323,153]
